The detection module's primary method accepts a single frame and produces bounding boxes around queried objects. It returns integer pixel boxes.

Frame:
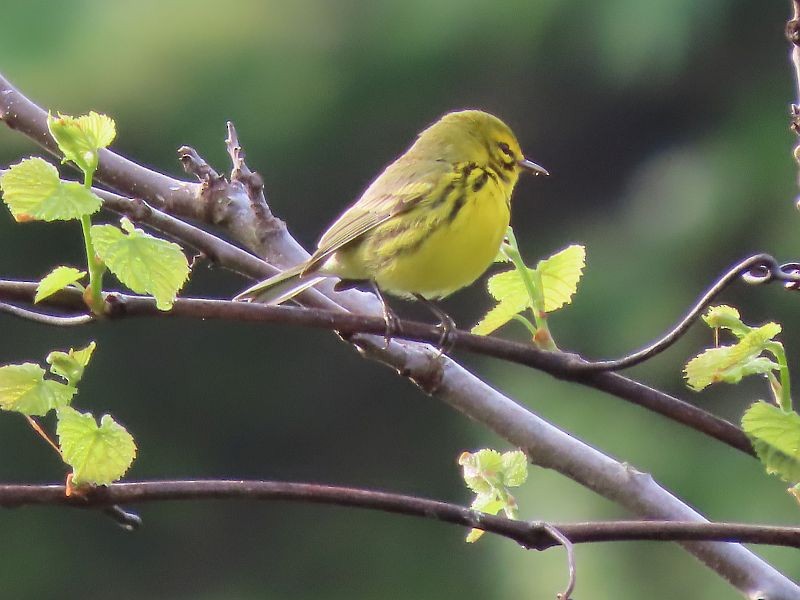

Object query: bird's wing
[304,159,451,270]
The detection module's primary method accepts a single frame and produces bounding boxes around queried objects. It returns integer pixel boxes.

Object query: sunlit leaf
[0,363,75,416]
[684,323,781,391]
[472,245,585,336]
[47,341,96,387]
[91,217,189,310]
[537,244,586,312]
[742,401,800,484]
[48,112,116,174]
[702,305,748,337]
[57,406,136,486]
[500,450,529,487]
[35,266,86,303]
[459,448,528,543]
[0,157,102,221]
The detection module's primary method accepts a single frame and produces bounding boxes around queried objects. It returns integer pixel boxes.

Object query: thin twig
[574,254,799,371]
[540,523,576,600]
[0,301,93,326]
[0,479,798,549]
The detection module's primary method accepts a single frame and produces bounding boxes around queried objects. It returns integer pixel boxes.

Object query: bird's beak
[518,158,549,177]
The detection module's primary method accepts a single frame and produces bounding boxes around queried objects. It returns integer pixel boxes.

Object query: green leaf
[500,450,529,487]
[465,528,485,543]
[472,245,585,336]
[57,406,136,486]
[742,401,800,483]
[0,157,102,222]
[35,266,86,303]
[48,112,116,174]
[91,217,189,310]
[684,323,782,391]
[0,363,75,416]
[459,449,504,494]
[702,305,748,337]
[47,341,96,387]
[537,245,586,312]
[459,448,528,543]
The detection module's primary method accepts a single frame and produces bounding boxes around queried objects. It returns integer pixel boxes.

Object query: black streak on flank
[430,182,455,209]
[446,193,467,224]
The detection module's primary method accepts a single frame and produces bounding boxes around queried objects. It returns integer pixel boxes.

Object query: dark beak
[518,158,549,177]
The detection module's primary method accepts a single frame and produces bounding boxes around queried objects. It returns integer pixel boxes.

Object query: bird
[234,109,548,346]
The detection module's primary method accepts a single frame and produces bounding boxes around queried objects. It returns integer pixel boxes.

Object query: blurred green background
[1,0,799,598]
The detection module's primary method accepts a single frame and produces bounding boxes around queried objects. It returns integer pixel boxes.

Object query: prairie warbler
[235,110,547,340]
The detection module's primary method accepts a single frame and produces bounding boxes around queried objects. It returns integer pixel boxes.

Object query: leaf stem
[503,228,558,351]
[80,171,105,315]
[766,341,792,412]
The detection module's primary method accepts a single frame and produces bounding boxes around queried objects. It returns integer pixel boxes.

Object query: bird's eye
[497,141,513,157]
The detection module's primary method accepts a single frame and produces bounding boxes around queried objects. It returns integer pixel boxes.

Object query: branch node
[177,145,220,182]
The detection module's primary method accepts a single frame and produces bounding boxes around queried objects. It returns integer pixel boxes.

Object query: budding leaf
[0,157,102,221]
[91,217,189,310]
[35,266,86,303]
[0,363,75,416]
[742,401,800,484]
[459,449,528,543]
[47,341,96,387]
[473,245,585,336]
[57,407,136,486]
[702,305,748,337]
[684,323,782,391]
[47,112,116,174]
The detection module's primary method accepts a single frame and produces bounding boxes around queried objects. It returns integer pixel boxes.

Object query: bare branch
[0,301,93,326]
[2,479,798,550]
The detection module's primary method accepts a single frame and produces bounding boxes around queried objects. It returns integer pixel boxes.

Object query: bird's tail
[233,263,326,305]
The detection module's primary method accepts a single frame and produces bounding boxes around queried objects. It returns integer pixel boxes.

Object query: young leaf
[91,217,189,310]
[702,305,748,337]
[684,323,782,391]
[537,245,586,312]
[0,157,102,221]
[472,245,585,336]
[47,341,96,387]
[35,266,86,303]
[57,406,136,486]
[460,449,504,494]
[47,112,116,174]
[0,363,75,416]
[742,401,800,483]
[459,449,528,543]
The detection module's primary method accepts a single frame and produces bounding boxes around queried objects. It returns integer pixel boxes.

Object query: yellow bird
[235,110,548,340]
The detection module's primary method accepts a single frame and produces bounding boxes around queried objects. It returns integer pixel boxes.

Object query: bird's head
[411,110,548,183]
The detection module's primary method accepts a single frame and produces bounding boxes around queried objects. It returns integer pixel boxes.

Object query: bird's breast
[365,177,511,299]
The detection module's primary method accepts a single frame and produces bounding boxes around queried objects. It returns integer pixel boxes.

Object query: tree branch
[1,73,797,598]
[0,281,755,457]
[3,479,798,550]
